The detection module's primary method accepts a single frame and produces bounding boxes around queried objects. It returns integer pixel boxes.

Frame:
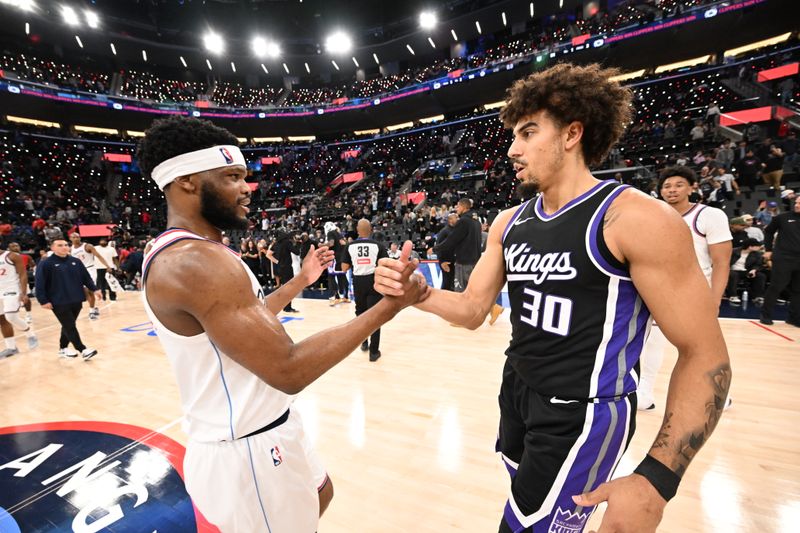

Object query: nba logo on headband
[220,147,234,164]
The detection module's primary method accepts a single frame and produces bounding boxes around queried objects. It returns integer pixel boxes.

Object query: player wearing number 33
[374,63,731,533]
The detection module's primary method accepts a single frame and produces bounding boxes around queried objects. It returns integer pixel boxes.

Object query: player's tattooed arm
[650,362,732,477]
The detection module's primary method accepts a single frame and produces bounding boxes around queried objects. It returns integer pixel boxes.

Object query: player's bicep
[708,241,732,267]
[625,215,721,354]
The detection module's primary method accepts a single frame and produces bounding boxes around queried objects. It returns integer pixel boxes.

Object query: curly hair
[500,63,634,167]
[136,115,239,180]
[658,165,697,190]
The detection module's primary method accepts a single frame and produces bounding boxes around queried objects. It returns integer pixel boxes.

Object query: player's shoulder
[147,238,240,282]
[695,204,728,225]
[610,187,685,232]
[490,202,528,232]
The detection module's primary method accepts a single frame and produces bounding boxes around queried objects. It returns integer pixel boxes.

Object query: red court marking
[748,320,796,342]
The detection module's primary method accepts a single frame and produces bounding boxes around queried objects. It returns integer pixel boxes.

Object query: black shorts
[497,360,636,533]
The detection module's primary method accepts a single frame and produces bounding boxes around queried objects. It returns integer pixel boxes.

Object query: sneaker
[753,297,764,306]
[328,297,337,307]
[89,309,99,320]
[369,351,381,362]
[342,298,351,304]
[0,348,19,358]
[27,335,39,350]
[723,397,733,410]
[786,319,800,328]
[759,315,774,326]
[728,296,741,305]
[58,348,78,358]
[360,340,369,352]
[81,348,98,360]
[283,307,299,313]
[25,315,32,325]
[777,299,787,305]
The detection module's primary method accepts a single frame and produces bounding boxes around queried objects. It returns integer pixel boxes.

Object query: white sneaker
[25,315,32,325]
[58,348,78,358]
[0,348,19,358]
[27,335,39,350]
[81,348,98,360]
[89,309,100,320]
[729,296,741,305]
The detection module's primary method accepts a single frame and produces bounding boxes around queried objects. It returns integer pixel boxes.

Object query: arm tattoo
[653,363,732,477]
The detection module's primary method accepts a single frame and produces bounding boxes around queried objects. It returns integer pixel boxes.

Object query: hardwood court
[1,294,798,532]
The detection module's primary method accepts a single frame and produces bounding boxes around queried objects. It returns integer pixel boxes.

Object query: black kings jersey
[502,180,651,400]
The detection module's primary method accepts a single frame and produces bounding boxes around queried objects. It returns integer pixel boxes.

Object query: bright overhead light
[406,44,415,55]
[142,49,147,62]
[419,11,437,30]
[203,31,225,54]
[451,29,458,41]
[110,42,116,55]
[428,37,436,48]
[373,53,379,64]
[15,0,36,11]
[305,62,310,74]
[230,61,236,73]
[325,31,352,54]
[85,10,99,29]
[206,59,213,71]
[283,62,290,74]
[261,63,268,74]
[559,0,564,8]
[61,5,80,26]
[352,56,359,67]
[25,22,29,35]
[180,56,187,67]
[530,2,534,18]
[502,12,507,26]
[252,36,279,58]
[475,21,482,34]
[74,35,83,48]
[331,60,339,71]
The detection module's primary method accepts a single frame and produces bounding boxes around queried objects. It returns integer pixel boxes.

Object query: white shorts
[1,289,20,314]
[184,409,327,533]
[86,267,98,286]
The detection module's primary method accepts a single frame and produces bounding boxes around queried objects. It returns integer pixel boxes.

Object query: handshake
[374,241,431,310]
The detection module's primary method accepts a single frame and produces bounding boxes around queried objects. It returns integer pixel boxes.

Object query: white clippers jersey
[0,251,19,291]
[71,243,95,269]
[682,204,732,284]
[142,229,292,443]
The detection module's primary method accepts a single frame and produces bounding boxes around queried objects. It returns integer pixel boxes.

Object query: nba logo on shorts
[271,445,283,466]
[220,147,234,164]
[548,507,588,533]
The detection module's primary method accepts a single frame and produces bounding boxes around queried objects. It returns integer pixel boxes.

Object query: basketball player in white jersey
[637,166,732,411]
[69,232,112,320]
[136,115,427,533]
[0,246,38,357]
[376,64,731,533]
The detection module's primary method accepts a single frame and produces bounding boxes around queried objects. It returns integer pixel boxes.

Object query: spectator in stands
[782,130,798,173]
[755,201,780,227]
[690,121,706,145]
[740,214,764,243]
[729,218,750,249]
[782,189,797,212]
[434,213,458,292]
[387,242,401,260]
[762,144,785,189]
[761,195,800,326]
[121,244,143,289]
[727,238,766,306]
[434,199,481,293]
[714,167,739,201]
[715,139,734,170]
[705,101,721,126]
[735,148,761,189]
[273,231,300,313]
[745,123,763,143]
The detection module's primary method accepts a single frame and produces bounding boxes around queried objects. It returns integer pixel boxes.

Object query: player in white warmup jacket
[0,247,38,357]
[137,115,428,533]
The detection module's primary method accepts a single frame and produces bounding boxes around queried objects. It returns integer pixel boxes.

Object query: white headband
[150,145,246,190]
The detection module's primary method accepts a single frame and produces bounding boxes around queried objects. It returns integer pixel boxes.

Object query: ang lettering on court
[0,421,217,533]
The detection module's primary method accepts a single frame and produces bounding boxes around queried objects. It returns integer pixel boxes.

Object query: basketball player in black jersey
[375,64,731,532]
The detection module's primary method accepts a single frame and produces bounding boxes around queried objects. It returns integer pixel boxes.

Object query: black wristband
[634,455,681,502]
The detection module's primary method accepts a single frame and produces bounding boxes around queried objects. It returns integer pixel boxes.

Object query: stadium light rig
[85,10,99,29]
[325,31,352,54]
[60,5,79,26]
[419,11,437,30]
[8,0,36,12]
[203,31,225,54]
[252,36,280,59]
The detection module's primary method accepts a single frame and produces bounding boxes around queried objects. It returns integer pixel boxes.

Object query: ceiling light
[352,56,359,67]
[530,2,534,18]
[261,63,268,74]
[325,31,352,54]
[142,50,147,62]
[180,56,187,67]
[206,58,213,71]
[331,60,340,71]
[451,29,458,41]
[25,22,29,35]
[110,42,116,55]
[428,37,436,48]
[85,10,99,29]
[252,37,279,58]
[419,11,437,30]
[283,62,290,74]
[230,61,236,73]
[61,5,79,26]
[406,44,415,55]
[16,0,36,11]
[203,31,225,54]
[475,21,482,34]
[502,12,507,26]
[305,62,310,73]
[74,35,83,48]
[373,53,379,64]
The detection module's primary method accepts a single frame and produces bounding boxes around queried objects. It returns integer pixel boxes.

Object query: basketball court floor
[1,292,798,532]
